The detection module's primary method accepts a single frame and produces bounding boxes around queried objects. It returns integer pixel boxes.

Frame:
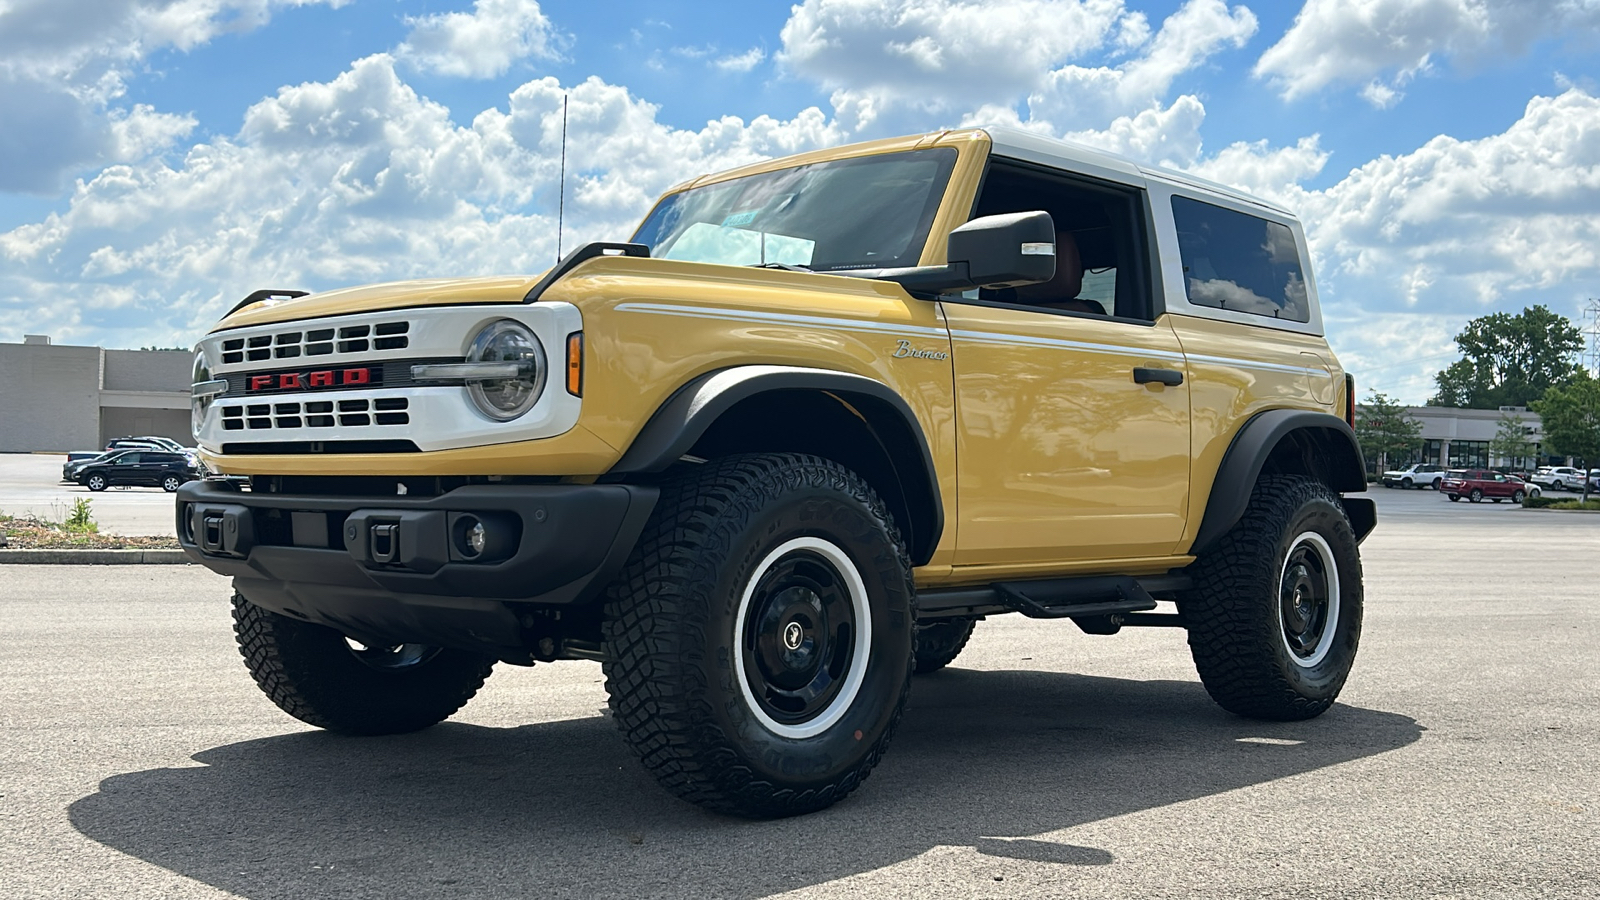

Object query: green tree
[1355,391,1423,474]
[1533,373,1600,501]
[1428,305,1583,408]
[1488,411,1536,470]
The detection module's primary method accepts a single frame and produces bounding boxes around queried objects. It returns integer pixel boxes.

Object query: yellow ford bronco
[181,127,1374,818]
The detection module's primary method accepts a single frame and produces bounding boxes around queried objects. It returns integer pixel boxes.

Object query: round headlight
[191,349,212,437]
[466,319,546,421]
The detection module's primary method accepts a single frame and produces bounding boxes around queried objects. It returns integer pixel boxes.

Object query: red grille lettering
[245,365,378,392]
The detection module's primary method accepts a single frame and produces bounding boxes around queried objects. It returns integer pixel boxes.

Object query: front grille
[220,397,410,431]
[221,321,410,364]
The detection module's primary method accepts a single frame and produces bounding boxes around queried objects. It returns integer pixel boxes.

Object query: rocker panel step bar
[917,573,1191,627]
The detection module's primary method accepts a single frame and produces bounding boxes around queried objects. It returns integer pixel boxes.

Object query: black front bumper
[176,479,657,654]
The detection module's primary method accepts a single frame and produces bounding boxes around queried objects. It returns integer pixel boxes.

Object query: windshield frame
[629,147,962,274]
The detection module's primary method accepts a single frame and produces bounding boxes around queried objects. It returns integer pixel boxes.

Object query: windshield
[631,148,958,273]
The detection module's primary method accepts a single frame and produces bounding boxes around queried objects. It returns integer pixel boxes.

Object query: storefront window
[1449,440,1489,469]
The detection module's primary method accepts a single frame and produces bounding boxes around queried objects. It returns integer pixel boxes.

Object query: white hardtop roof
[978,125,1295,218]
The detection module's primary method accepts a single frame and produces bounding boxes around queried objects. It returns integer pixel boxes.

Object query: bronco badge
[892,339,948,360]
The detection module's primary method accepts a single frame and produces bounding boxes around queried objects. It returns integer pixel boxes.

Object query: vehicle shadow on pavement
[69,669,1420,898]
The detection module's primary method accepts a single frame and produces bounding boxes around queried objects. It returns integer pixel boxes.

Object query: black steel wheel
[1180,475,1363,721]
[738,542,866,730]
[914,618,977,674]
[231,593,494,735]
[1401,478,1412,489]
[602,453,915,818]
[86,474,107,492]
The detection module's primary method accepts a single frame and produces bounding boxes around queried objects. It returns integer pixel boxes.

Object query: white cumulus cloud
[1029,0,1257,127]
[0,0,346,192]
[399,0,562,79]
[0,55,843,347]
[715,47,767,73]
[779,0,1132,130]
[1255,0,1600,106]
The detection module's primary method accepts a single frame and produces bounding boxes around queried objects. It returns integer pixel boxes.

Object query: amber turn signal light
[566,332,583,396]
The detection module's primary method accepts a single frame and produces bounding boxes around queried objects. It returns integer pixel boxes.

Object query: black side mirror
[851,210,1056,295]
[948,211,1057,288]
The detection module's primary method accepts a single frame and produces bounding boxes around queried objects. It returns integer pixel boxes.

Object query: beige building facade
[0,336,191,452]
[1404,405,1546,470]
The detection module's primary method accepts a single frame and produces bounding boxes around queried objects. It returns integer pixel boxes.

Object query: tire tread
[600,452,914,817]
[1181,475,1363,721]
[231,594,494,735]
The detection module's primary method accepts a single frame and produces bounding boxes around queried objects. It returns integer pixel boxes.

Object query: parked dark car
[62,450,110,481]
[72,450,200,492]
[1440,469,1531,503]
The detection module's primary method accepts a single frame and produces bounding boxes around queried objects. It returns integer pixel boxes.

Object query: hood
[213,274,546,331]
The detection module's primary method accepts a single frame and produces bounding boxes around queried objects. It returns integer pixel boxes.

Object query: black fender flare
[607,365,945,566]
[1191,409,1372,555]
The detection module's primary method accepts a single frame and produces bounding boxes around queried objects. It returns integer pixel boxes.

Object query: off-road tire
[601,453,916,818]
[1180,475,1363,721]
[914,618,976,674]
[231,593,494,735]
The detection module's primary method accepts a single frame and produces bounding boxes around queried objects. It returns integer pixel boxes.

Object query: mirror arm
[837,262,974,296]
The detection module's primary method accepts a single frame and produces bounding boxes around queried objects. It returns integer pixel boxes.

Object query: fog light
[448,511,517,563]
[453,515,486,559]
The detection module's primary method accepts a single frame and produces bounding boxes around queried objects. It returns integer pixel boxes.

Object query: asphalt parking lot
[0,453,181,535]
[1,487,1596,898]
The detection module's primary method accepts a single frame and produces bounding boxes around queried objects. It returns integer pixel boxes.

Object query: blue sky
[3,0,1599,401]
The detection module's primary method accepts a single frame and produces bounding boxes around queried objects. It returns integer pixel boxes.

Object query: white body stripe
[615,302,947,340]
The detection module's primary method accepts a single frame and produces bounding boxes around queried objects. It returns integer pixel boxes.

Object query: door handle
[1133,367,1184,386]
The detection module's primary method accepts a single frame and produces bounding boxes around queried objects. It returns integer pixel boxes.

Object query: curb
[0,549,191,565]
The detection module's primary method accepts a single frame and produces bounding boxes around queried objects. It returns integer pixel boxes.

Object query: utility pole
[1586,298,1600,377]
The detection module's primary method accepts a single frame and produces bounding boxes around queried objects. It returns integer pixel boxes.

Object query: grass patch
[1522,496,1600,510]
[1,505,181,550]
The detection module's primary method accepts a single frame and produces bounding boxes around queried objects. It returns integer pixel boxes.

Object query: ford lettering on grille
[246,366,382,392]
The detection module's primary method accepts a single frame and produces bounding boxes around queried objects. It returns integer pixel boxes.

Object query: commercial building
[0,336,191,453]
[1391,405,1546,471]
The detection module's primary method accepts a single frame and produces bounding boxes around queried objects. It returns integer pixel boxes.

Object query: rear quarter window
[1171,196,1309,323]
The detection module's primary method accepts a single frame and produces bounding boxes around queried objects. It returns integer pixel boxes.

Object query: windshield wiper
[750,262,812,272]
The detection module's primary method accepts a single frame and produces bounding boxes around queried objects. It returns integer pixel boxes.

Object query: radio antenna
[556,94,568,263]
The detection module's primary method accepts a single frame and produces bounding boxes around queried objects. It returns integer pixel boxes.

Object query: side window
[968,161,1153,320]
[1171,196,1309,323]
[119,453,142,464]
